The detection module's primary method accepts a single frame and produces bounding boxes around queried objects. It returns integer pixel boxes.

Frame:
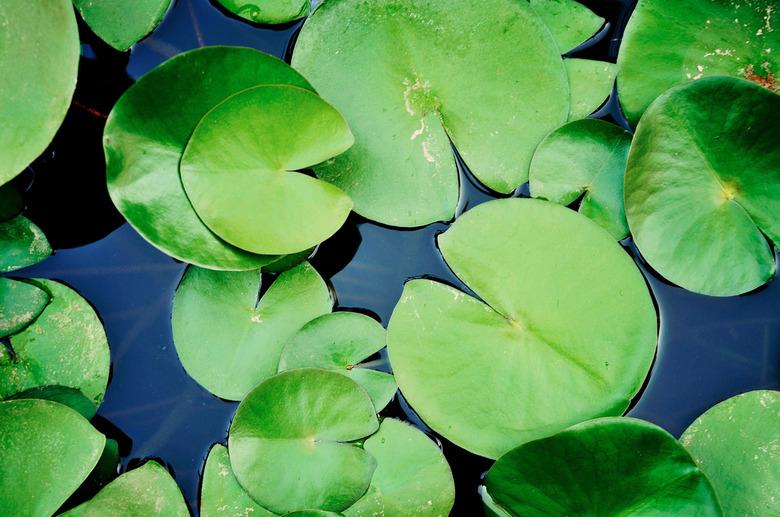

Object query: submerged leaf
[0,277,49,339]
[0,216,52,272]
[0,184,23,221]
[200,444,274,517]
[73,0,172,51]
[216,0,309,24]
[529,0,604,53]
[565,58,616,120]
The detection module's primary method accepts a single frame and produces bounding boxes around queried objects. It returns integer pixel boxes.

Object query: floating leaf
[565,58,617,120]
[229,369,379,514]
[681,390,780,516]
[73,0,172,51]
[0,216,52,272]
[0,0,79,186]
[292,0,569,226]
[279,312,396,411]
[1,279,110,417]
[345,419,454,516]
[625,77,780,296]
[0,277,49,339]
[172,262,332,400]
[180,85,353,255]
[387,199,657,458]
[286,512,343,517]
[104,46,313,270]
[200,444,274,517]
[484,417,723,516]
[216,0,309,24]
[617,0,780,125]
[530,118,631,239]
[528,0,604,53]
[0,399,105,517]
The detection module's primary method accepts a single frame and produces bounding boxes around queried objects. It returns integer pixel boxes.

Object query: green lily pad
[0,277,49,338]
[625,76,780,296]
[292,0,569,227]
[229,368,379,514]
[344,418,454,516]
[200,444,275,517]
[530,118,631,239]
[216,0,309,24]
[387,199,657,458]
[1,279,110,418]
[0,399,105,517]
[180,85,353,255]
[0,184,23,221]
[565,59,617,120]
[681,390,780,516]
[617,0,780,126]
[0,215,52,273]
[0,0,79,186]
[61,461,189,517]
[279,312,397,411]
[286,512,343,517]
[528,0,604,53]
[484,417,723,516]
[104,46,313,270]
[73,0,172,51]
[172,262,332,400]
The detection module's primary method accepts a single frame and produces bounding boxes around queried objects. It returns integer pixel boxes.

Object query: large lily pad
[0,0,79,186]
[681,390,780,516]
[0,399,105,517]
[0,215,52,273]
[180,85,353,255]
[200,444,274,517]
[565,58,617,120]
[387,199,657,458]
[73,0,172,51]
[484,417,723,516]
[216,0,309,24]
[0,277,49,339]
[229,368,379,514]
[278,312,397,411]
[625,77,780,296]
[530,118,631,239]
[617,0,780,126]
[292,0,569,227]
[104,46,313,270]
[345,419,454,516]
[528,0,604,53]
[172,262,332,400]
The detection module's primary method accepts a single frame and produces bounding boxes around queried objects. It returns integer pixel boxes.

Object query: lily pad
[528,0,604,53]
[530,118,631,239]
[625,76,780,296]
[484,417,723,516]
[344,419,454,516]
[0,399,105,517]
[216,0,309,24]
[0,0,79,186]
[0,277,49,339]
[681,390,780,516]
[180,85,354,255]
[617,0,780,126]
[73,0,172,51]
[172,262,332,400]
[387,199,657,458]
[286,512,343,517]
[292,0,569,227]
[1,279,110,418]
[104,46,313,270]
[279,312,397,411]
[565,58,617,120]
[200,444,274,517]
[0,215,52,272]
[229,368,379,514]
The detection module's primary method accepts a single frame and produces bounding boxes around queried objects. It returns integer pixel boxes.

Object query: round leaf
[484,417,723,516]
[565,59,617,120]
[0,216,52,273]
[200,444,275,517]
[0,277,49,339]
[180,85,354,255]
[229,369,379,514]
[387,198,657,458]
[681,390,780,516]
[528,0,604,53]
[530,118,631,239]
[292,0,569,227]
[73,0,172,51]
[625,77,780,296]
[216,0,309,24]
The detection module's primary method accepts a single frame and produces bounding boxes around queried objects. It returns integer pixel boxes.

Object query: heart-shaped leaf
[73,0,172,51]
[0,216,52,273]
[200,444,275,517]
[625,76,780,296]
[528,0,604,53]
[681,390,780,516]
[216,0,309,24]
[0,277,49,339]
[387,199,657,458]
[229,368,379,514]
[565,59,617,120]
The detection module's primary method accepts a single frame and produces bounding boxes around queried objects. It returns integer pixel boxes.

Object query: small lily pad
[0,215,52,272]
[279,312,397,411]
[180,85,354,255]
[484,417,723,516]
[200,444,274,517]
[229,368,379,514]
[529,0,604,53]
[344,419,454,516]
[172,262,332,400]
[216,0,309,24]
[565,58,617,120]
[625,76,780,296]
[73,0,172,51]
[681,390,780,516]
[387,199,657,458]
[0,399,105,517]
[530,118,631,239]
[0,277,49,338]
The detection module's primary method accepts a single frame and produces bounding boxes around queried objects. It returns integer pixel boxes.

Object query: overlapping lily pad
[528,0,604,53]
[0,277,48,339]
[200,444,274,517]
[73,0,172,51]
[681,390,780,516]
[387,199,657,458]
[625,77,780,296]
[0,215,52,272]
[530,118,631,239]
[484,417,723,516]
[216,0,309,24]
[565,59,617,120]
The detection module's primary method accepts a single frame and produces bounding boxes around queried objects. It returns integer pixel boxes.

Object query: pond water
[11,0,780,514]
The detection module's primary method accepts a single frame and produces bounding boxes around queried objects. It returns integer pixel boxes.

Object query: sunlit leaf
[528,0,604,53]
[73,0,172,51]
[565,58,616,120]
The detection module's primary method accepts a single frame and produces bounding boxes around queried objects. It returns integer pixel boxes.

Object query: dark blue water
[9,0,779,514]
